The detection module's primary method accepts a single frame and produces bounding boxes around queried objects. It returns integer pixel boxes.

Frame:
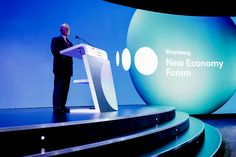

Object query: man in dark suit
[51,23,73,113]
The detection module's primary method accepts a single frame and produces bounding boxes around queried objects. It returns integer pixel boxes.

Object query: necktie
[66,38,70,47]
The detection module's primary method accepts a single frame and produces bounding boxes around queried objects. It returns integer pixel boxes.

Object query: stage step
[26,114,223,157]
[0,106,175,156]
[0,106,223,157]
[195,123,223,157]
[26,111,190,156]
[140,117,223,157]
[140,117,205,156]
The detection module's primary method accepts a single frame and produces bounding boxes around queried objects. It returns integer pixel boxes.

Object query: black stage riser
[27,114,189,157]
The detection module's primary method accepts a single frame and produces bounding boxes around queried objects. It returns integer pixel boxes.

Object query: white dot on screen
[116,51,120,67]
[122,48,131,71]
[134,47,158,75]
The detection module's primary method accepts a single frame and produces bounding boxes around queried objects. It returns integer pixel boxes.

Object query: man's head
[60,23,70,37]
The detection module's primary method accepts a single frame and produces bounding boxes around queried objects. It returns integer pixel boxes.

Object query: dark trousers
[53,75,71,110]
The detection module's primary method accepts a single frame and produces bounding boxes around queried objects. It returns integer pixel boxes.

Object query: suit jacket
[51,35,73,76]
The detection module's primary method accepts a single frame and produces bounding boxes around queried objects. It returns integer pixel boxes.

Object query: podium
[60,44,118,112]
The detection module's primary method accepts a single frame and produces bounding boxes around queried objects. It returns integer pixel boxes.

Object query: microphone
[75,35,95,47]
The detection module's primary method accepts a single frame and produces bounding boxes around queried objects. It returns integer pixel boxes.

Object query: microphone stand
[75,36,95,47]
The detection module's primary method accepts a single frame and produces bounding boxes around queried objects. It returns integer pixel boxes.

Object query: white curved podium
[60,44,118,112]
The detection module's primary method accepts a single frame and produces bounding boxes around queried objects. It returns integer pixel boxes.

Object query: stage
[0,105,173,128]
[0,105,227,156]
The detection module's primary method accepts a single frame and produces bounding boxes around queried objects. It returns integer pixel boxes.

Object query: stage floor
[0,105,173,128]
